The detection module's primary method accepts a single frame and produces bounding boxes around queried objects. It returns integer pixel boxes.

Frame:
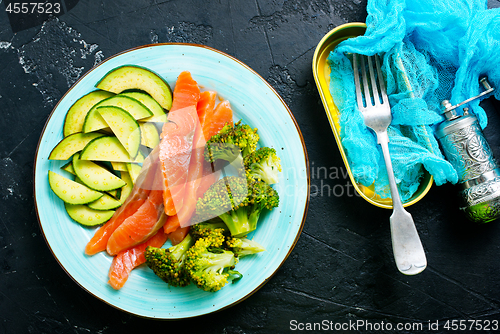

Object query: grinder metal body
[435,78,499,223]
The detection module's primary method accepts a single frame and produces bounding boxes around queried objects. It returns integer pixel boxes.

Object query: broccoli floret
[144,234,195,287]
[231,121,259,156]
[195,176,279,237]
[184,229,240,292]
[226,269,243,283]
[205,120,259,170]
[244,147,282,184]
[190,221,229,240]
[194,176,248,225]
[226,237,266,257]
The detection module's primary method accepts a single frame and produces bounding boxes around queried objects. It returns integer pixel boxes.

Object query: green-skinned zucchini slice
[80,136,142,162]
[120,91,167,122]
[82,95,153,133]
[63,90,115,137]
[87,193,123,211]
[72,153,126,191]
[97,106,142,158]
[48,170,103,205]
[49,132,105,160]
[65,203,115,226]
[96,65,172,110]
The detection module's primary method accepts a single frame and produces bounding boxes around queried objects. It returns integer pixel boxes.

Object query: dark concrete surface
[2,0,500,333]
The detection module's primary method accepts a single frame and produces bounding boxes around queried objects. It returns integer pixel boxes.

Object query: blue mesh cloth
[327,0,500,201]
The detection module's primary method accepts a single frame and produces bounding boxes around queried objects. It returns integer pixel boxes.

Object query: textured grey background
[1,0,500,333]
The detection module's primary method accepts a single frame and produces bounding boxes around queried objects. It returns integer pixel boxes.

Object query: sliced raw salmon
[169,96,234,230]
[203,100,234,139]
[106,165,166,256]
[163,214,181,235]
[167,71,201,113]
[108,228,168,290]
[162,165,219,234]
[84,155,158,256]
[159,71,201,216]
[174,92,216,227]
[196,91,217,124]
[160,106,198,215]
[162,163,220,233]
[168,225,190,246]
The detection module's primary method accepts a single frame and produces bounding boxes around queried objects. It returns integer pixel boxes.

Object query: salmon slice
[162,165,220,233]
[168,226,190,246]
[196,91,217,124]
[160,71,201,216]
[108,228,168,290]
[203,100,234,139]
[167,71,201,113]
[168,96,234,230]
[85,156,158,256]
[174,92,217,227]
[164,214,181,235]
[162,164,220,234]
[106,166,166,256]
[160,106,198,216]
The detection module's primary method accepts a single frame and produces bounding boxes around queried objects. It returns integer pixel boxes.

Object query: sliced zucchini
[80,136,138,162]
[61,161,75,175]
[95,65,172,110]
[48,170,103,205]
[73,153,126,191]
[120,91,167,122]
[88,193,122,210]
[63,90,115,137]
[119,171,133,204]
[134,150,145,164]
[99,127,114,135]
[75,174,120,203]
[107,189,120,199]
[111,161,128,172]
[97,106,141,158]
[73,175,84,185]
[82,95,153,133]
[126,163,143,184]
[65,203,115,226]
[139,122,160,148]
[49,132,105,160]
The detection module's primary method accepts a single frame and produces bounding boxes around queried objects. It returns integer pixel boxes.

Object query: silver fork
[352,53,427,275]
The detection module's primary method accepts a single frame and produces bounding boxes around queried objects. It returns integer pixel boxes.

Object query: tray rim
[312,22,433,209]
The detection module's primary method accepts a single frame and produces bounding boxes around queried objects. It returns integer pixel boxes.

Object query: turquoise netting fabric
[327,0,500,201]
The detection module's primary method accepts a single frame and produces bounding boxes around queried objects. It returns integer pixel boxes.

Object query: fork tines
[352,54,389,111]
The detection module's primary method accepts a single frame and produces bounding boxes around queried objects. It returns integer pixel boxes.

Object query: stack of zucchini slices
[48,65,172,226]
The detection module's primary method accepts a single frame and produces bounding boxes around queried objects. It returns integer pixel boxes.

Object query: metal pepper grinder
[435,78,500,223]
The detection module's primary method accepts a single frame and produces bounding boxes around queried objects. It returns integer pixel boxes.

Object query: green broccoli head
[189,221,229,240]
[184,229,239,292]
[244,147,282,184]
[226,237,266,257]
[145,234,195,287]
[204,120,259,170]
[232,121,259,156]
[194,176,249,224]
[195,176,279,237]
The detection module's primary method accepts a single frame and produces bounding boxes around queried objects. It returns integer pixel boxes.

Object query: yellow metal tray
[312,22,433,209]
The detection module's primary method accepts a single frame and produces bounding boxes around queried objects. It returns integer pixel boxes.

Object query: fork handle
[376,131,404,211]
[377,131,427,275]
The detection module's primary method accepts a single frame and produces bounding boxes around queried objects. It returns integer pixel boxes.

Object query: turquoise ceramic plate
[34,44,310,319]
